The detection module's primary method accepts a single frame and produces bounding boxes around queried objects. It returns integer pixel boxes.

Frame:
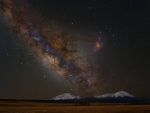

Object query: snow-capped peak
[51,93,81,100]
[95,91,134,99]
[114,91,134,98]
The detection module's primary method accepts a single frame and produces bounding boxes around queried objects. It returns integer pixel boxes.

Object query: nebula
[0,0,104,95]
[94,37,103,52]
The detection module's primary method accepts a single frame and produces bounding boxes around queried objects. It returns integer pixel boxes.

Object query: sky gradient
[0,0,150,99]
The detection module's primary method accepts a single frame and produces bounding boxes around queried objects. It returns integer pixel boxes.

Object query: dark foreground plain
[0,100,150,113]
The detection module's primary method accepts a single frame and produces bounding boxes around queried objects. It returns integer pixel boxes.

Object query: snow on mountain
[51,91,134,100]
[51,93,81,100]
[95,91,134,99]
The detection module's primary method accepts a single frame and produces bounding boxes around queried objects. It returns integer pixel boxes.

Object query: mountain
[51,93,81,100]
[95,91,134,99]
[51,91,150,103]
[51,91,134,100]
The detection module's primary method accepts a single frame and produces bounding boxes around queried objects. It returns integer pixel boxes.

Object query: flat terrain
[0,101,150,113]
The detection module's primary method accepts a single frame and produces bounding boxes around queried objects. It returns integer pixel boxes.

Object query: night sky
[0,0,150,99]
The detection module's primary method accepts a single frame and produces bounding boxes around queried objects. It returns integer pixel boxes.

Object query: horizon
[0,91,143,100]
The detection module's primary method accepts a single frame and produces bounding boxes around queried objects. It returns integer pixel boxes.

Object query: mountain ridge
[51,93,81,100]
[95,91,134,99]
[51,91,134,100]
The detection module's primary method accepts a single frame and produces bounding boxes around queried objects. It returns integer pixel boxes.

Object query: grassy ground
[0,101,150,113]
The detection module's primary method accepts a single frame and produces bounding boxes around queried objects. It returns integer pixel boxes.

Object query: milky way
[0,0,105,95]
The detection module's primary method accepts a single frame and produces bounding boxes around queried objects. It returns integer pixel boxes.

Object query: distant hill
[51,93,81,100]
[94,91,134,99]
[50,91,150,103]
[51,91,134,100]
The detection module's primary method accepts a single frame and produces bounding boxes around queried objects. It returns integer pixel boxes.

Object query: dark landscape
[1,91,150,113]
[1,98,150,113]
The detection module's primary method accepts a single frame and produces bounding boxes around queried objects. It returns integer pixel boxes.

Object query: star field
[0,0,150,99]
